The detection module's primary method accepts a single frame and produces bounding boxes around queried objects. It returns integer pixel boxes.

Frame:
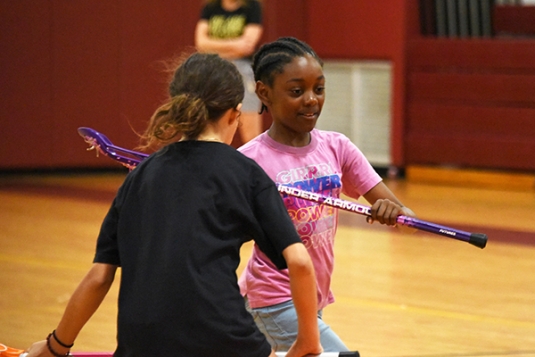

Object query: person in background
[195,0,264,144]
[23,52,322,357]
[238,37,417,352]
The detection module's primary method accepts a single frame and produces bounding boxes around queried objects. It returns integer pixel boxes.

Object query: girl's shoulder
[311,129,366,161]
[312,128,353,145]
[238,131,269,153]
[243,0,262,8]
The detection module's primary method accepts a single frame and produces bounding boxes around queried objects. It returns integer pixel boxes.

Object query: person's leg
[317,310,349,352]
[247,300,297,351]
[232,58,263,144]
[247,300,349,352]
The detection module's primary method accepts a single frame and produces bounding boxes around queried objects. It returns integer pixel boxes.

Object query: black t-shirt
[94,141,300,357]
[200,0,262,39]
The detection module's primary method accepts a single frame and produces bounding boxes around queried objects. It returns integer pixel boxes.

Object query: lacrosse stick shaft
[277,185,487,249]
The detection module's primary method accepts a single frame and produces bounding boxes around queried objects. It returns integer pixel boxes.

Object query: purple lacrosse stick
[77,127,487,249]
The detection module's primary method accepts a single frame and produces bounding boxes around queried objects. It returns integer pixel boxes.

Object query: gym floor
[1,169,534,356]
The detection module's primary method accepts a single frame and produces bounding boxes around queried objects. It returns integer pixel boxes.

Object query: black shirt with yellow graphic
[200,1,262,39]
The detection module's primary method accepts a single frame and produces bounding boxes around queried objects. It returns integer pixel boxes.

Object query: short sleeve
[93,199,121,266]
[338,135,382,198]
[200,4,211,21]
[246,1,262,25]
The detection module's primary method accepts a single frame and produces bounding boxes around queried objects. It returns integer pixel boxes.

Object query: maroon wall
[1,0,55,168]
[0,0,413,169]
[403,4,535,172]
[0,0,199,169]
[405,38,535,171]
[0,0,310,169]
[494,5,535,37]
[2,0,533,172]
[305,0,420,166]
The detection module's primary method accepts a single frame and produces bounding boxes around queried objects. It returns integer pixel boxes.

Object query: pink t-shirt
[238,129,382,310]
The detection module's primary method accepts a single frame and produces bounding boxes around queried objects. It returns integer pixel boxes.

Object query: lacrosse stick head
[77,127,148,170]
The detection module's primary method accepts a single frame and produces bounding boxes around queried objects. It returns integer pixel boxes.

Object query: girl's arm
[194,20,263,59]
[363,181,417,233]
[282,243,323,357]
[26,263,118,357]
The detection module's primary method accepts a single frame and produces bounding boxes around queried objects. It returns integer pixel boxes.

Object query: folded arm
[194,20,263,59]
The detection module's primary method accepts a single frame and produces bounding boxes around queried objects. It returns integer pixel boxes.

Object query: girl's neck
[221,0,242,11]
[267,127,311,147]
[194,127,224,143]
[195,135,223,143]
[180,125,224,143]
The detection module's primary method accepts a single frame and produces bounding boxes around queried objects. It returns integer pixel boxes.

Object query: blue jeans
[246,299,349,352]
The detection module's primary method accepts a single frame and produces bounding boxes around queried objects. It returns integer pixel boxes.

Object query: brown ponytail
[137,52,244,151]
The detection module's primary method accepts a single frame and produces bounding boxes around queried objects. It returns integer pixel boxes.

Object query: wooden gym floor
[0,168,534,356]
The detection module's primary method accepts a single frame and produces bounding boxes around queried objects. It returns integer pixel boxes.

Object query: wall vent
[317,60,393,167]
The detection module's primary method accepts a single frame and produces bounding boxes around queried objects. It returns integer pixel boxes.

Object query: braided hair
[251,37,323,113]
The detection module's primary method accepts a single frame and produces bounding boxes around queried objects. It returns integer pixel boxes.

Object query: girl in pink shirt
[238,37,416,352]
